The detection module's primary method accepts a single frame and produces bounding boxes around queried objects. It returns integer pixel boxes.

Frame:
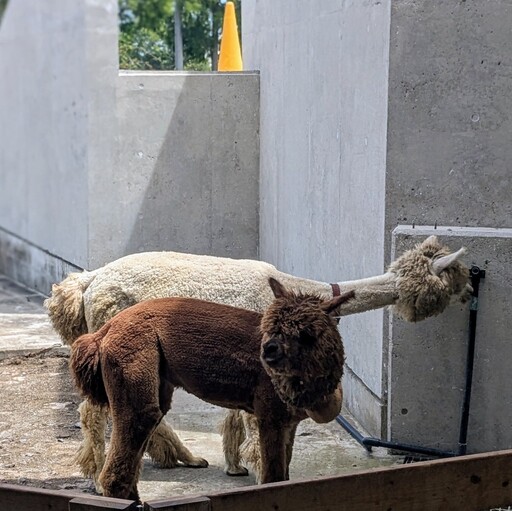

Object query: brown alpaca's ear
[321,290,355,315]
[268,277,288,299]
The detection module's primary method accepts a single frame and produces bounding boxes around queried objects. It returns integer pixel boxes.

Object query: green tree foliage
[0,0,9,26]
[119,0,241,71]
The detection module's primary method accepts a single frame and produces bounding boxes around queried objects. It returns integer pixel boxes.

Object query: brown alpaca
[70,278,353,501]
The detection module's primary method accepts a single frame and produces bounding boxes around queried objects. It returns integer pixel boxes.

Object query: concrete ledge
[393,225,512,240]
[0,341,68,362]
[0,309,65,362]
[0,273,67,360]
[388,225,512,453]
[0,227,82,295]
[342,365,385,438]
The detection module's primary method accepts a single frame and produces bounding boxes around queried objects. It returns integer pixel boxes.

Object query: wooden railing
[3,449,512,511]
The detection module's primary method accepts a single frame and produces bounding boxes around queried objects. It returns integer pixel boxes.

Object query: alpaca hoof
[183,457,209,468]
[155,459,179,469]
[225,465,249,476]
[93,478,104,495]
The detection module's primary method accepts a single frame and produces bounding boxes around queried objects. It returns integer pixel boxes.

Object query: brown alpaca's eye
[298,331,316,346]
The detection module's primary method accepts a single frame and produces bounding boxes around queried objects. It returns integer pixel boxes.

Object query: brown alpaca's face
[260,310,346,409]
[260,279,354,410]
[261,328,320,373]
[259,298,345,383]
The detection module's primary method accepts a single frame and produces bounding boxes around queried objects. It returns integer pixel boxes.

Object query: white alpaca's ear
[322,290,355,315]
[268,277,287,298]
[424,235,438,245]
[432,247,467,275]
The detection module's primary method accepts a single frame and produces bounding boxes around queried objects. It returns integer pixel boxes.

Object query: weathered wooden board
[206,450,512,511]
[69,495,139,510]
[144,495,210,511]
[0,483,138,511]
[0,483,80,511]
[144,449,512,511]
[5,450,512,511]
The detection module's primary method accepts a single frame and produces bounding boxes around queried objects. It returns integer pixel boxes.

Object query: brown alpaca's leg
[100,402,162,500]
[257,417,287,484]
[146,419,208,468]
[221,410,249,476]
[75,399,109,493]
[284,422,299,480]
[99,344,163,500]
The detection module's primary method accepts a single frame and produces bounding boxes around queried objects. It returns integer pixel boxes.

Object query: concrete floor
[0,273,403,501]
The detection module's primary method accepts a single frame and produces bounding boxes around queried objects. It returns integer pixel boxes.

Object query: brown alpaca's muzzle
[305,385,343,423]
[261,338,284,366]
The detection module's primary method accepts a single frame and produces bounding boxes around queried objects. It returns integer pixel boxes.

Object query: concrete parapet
[389,226,512,453]
[96,71,260,268]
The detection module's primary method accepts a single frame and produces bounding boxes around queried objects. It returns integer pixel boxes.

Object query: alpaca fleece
[389,237,470,322]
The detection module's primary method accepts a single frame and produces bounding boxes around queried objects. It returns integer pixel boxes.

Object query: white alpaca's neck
[270,272,333,297]
[335,272,398,316]
[272,270,398,317]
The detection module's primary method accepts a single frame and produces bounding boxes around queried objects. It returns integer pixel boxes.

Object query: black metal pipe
[458,265,485,455]
[336,415,456,458]
[337,264,485,460]
[336,415,372,451]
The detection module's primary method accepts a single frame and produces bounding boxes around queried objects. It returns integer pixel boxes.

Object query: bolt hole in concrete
[400,408,408,415]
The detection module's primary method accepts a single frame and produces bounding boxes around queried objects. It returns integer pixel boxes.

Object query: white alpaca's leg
[146,419,208,468]
[75,399,109,493]
[220,410,249,476]
[239,412,262,481]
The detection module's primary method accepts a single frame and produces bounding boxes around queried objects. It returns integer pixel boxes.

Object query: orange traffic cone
[218,1,243,71]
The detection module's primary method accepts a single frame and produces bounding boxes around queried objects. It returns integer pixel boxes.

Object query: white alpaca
[45,236,470,490]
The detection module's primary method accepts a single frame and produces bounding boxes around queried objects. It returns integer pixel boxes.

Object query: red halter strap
[330,283,341,297]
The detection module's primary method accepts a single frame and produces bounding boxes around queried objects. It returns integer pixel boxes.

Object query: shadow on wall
[122,73,258,259]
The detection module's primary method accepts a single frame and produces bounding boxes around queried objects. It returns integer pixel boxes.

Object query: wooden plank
[0,483,138,511]
[203,450,512,511]
[144,496,210,511]
[0,483,81,511]
[69,495,139,510]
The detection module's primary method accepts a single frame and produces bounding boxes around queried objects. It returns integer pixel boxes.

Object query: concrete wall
[386,0,512,245]
[0,0,260,293]
[243,0,392,435]
[244,0,512,447]
[94,71,259,268]
[0,0,89,267]
[383,0,512,452]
